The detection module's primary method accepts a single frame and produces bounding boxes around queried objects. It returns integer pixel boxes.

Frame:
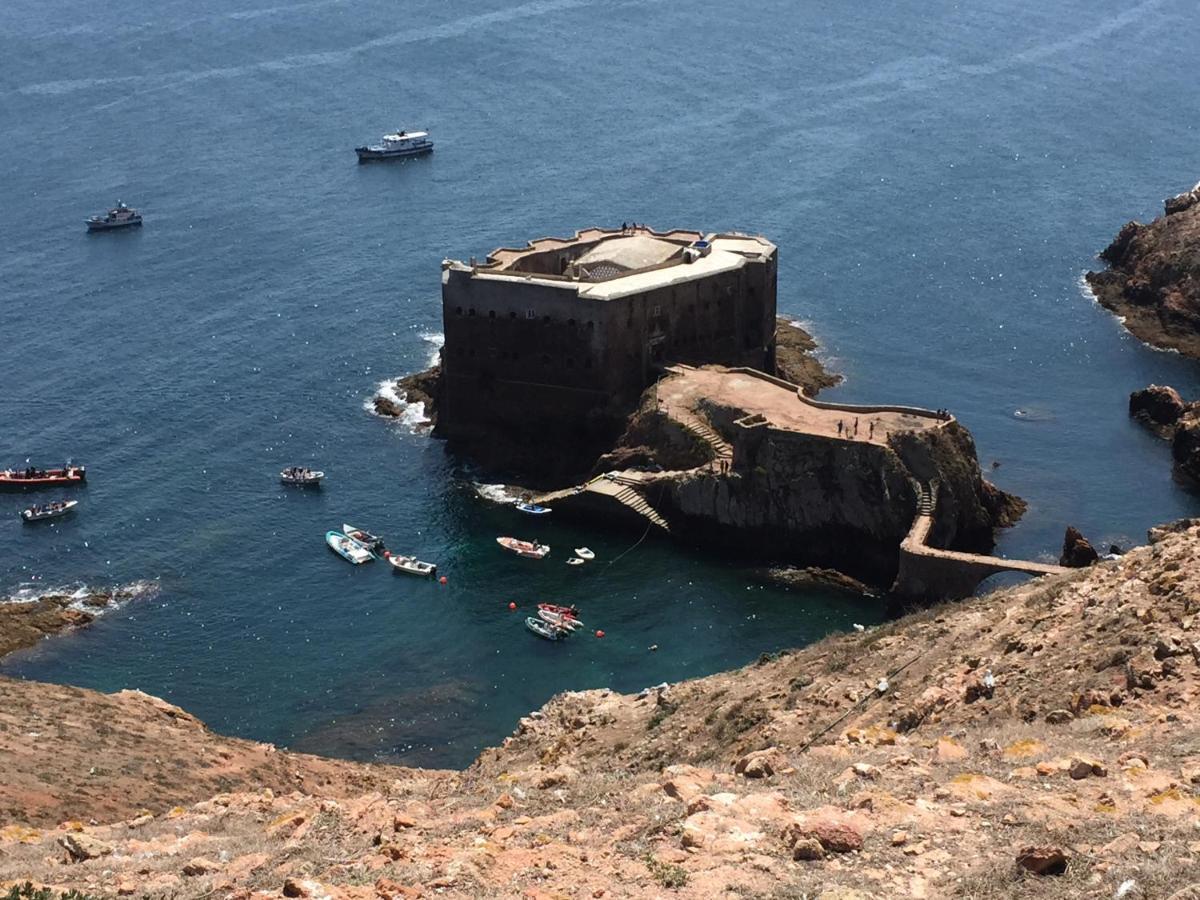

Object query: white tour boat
[355,129,434,161]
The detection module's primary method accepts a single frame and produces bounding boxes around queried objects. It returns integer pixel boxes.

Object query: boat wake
[3,579,159,615]
[473,483,521,504]
[363,379,432,434]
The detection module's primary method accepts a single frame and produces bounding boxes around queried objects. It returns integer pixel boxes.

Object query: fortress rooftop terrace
[443,226,775,301]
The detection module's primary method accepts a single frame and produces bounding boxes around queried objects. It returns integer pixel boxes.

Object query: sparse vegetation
[5,884,100,900]
[643,853,689,889]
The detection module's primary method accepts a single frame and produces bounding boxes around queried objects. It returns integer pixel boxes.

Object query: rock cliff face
[659,419,1021,587]
[1086,181,1200,357]
[4,523,1200,898]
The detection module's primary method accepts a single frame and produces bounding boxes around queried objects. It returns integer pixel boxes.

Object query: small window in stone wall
[652,305,662,316]
[568,319,576,328]
[587,321,594,330]
[489,310,496,319]
[468,308,476,316]
[509,311,517,319]
[455,307,463,316]
[542,315,551,325]
[526,309,536,319]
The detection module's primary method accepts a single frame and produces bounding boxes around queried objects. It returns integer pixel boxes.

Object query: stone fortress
[438,226,778,443]
[426,224,1065,599]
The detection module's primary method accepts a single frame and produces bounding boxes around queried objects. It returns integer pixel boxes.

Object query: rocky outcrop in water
[1059,526,1099,568]
[1086,181,1200,358]
[0,583,155,661]
[1130,384,1188,436]
[1129,384,1200,487]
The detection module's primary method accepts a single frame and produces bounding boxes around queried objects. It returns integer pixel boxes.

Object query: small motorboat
[343,523,384,553]
[526,616,569,641]
[0,464,86,490]
[281,467,324,486]
[574,547,595,560]
[326,530,373,564]
[538,603,580,617]
[383,550,437,577]
[515,501,551,516]
[537,608,584,631]
[566,557,586,566]
[20,500,78,522]
[497,536,550,559]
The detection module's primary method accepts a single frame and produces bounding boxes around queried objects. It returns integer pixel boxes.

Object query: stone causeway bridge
[892,480,1069,600]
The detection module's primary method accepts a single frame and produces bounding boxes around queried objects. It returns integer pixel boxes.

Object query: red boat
[538,603,580,619]
[0,465,87,489]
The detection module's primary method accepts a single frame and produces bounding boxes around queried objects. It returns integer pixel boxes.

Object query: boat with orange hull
[0,465,86,490]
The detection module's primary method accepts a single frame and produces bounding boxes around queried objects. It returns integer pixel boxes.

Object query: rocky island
[1086,181,1200,358]
[3,520,1199,897]
[375,226,1039,598]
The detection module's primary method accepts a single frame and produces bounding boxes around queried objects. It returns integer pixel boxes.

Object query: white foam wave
[1077,272,1181,355]
[363,379,432,434]
[473,483,520,504]
[3,580,159,615]
[419,331,445,368]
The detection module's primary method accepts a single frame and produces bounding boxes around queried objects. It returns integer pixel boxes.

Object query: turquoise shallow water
[1,0,1198,768]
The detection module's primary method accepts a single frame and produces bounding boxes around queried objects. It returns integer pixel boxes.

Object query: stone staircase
[611,485,671,532]
[679,414,733,462]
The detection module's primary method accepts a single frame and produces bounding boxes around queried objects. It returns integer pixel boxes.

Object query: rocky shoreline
[0,583,156,662]
[1086,181,1200,358]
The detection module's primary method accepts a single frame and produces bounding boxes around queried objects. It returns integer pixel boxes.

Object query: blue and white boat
[355,129,433,161]
[326,530,373,564]
[515,501,551,516]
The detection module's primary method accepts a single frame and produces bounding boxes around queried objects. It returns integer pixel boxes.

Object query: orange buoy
[595,629,605,638]
[508,602,517,611]
[439,576,447,585]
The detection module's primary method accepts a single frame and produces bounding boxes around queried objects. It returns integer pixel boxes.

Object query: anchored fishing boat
[525,616,569,641]
[497,536,550,559]
[281,467,324,486]
[383,550,437,577]
[515,501,551,516]
[343,523,384,553]
[20,500,78,522]
[0,465,86,490]
[326,530,373,564]
[86,202,142,232]
[574,547,595,560]
[355,129,433,161]
[566,557,586,566]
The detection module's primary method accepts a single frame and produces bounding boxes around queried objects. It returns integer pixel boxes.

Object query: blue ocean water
[1,0,1198,767]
